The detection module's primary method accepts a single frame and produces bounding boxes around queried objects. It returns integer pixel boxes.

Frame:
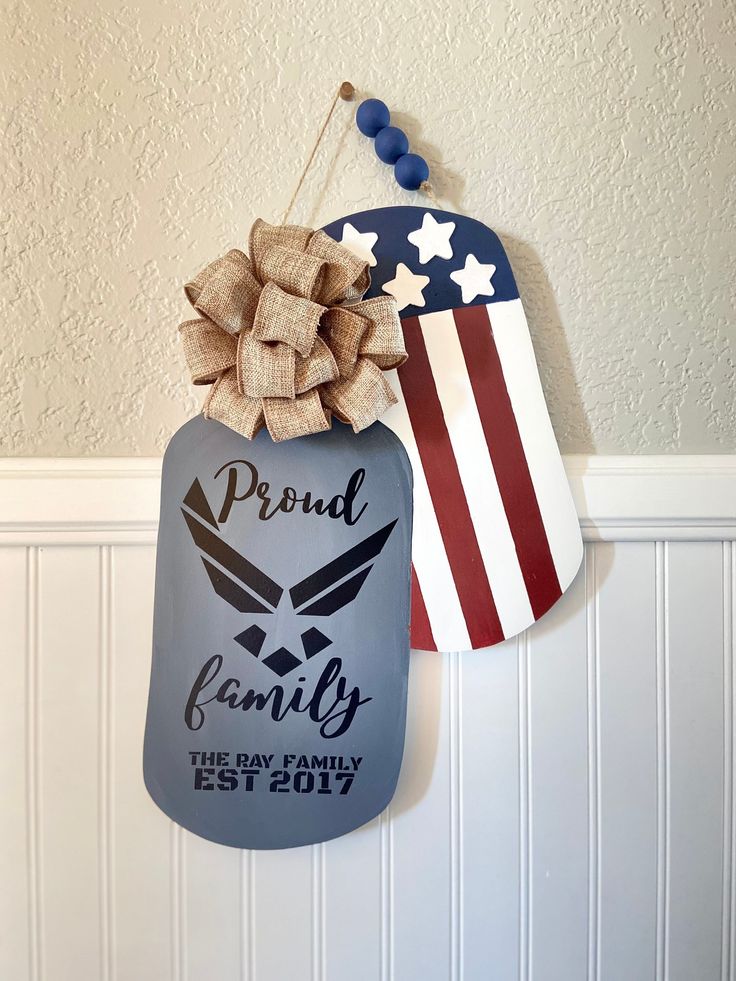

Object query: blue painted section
[374,126,409,164]
[393,153,429,190]
[355,98,390,137]
[322,205,520,317]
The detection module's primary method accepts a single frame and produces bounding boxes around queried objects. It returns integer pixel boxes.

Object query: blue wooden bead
[374,125,409,164]
[356,98,390,138]
[394,152,429,191]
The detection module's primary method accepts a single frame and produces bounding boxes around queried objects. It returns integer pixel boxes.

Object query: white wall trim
[565,454,736,541]
[0,455,735,544]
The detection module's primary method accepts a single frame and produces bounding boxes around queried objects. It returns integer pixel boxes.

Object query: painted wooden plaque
[323,207,583,653]
[144,415,412,849]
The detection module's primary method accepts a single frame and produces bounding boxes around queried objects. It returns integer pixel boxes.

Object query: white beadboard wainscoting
[1,456,735,981]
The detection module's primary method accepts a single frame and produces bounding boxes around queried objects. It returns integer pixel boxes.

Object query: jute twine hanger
[282,81,443,225]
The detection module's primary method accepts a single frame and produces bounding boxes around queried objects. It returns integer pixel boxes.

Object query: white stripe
[381,371,472,652]
[488,299,584,589]
[419,310,535,639]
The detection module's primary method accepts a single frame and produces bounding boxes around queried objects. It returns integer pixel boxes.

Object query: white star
[382,263,430,312]
[339,222,378,267]
[407,212,456,264]
[449,254,496,304]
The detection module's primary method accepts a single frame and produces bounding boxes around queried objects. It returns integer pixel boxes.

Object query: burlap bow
[179,219,407,442]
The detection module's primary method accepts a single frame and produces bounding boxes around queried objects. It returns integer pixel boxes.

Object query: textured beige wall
[1,0,734,455]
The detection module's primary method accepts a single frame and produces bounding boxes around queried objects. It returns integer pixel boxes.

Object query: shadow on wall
[388,109,467,212]
[504,233,595,456]
[390,650,445,817]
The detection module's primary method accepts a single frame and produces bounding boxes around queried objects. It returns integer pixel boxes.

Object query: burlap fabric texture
[179,219,407,442]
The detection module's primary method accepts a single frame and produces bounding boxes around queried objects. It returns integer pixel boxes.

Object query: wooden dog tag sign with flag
[323,206,583,653]
[144,90,583,849]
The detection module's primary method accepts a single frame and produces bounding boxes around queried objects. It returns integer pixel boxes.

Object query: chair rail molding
[2,456,735,981]
[0,454,735,544]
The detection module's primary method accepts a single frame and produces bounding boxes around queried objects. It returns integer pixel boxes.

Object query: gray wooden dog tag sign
[144,415,413,849]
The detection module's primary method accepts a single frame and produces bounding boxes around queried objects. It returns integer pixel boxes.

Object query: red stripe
[454,304,562,619]
[410,564,437,652]
[399,317,504,649]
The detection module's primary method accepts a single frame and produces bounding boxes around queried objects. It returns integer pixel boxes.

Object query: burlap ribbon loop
[179,219,407,442]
